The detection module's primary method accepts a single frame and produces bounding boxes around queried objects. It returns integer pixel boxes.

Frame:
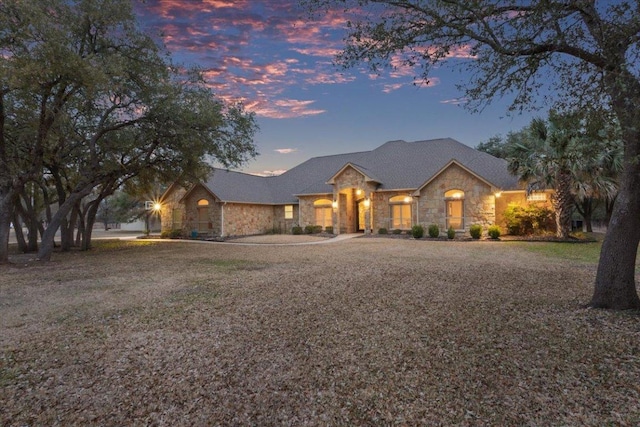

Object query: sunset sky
[134,0,537,176]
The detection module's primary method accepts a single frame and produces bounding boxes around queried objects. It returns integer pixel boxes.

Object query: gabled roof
[326,163,382,185]
[194,138,520,204]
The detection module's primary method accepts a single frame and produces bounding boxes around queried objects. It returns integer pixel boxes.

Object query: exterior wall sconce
[494,191,502,198]
[332,200,338,210]
[356,189,362,196]
[363,198,371,209]
[403,196,412,204]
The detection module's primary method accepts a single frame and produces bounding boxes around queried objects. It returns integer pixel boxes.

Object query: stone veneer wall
[331,166,377,234]
[160,185,187,235]
[272,204,299,233]
[298,195,331,228]
[183,185,222,236]
[371,191,417,232]
[222,203,276,237]
[417,163,495,232]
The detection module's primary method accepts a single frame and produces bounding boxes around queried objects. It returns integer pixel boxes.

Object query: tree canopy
[305,0,640,309]
[0,0,258,262]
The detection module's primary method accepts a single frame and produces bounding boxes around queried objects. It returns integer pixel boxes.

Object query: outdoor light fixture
[494,192,502,198]
[364,198,371,209]
[153,202,162,212]
[356,189,362,196]
[404,196,412,203]
[332,200,338,210]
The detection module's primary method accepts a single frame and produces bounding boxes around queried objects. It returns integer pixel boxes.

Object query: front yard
[1,238,639,425]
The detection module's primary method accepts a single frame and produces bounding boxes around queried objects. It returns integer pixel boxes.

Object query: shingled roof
[202,138,520,204]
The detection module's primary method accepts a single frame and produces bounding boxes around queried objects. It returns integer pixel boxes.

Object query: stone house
[160,138,552,237]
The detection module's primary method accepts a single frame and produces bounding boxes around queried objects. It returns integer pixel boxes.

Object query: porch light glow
[153,202,162,212]
[356,189,362,196]
[404,196,412,203]
[494,192,502,198]
[332,200,338,210]
[364,198,371,209]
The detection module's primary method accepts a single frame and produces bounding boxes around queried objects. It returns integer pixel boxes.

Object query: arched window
[314,198,332,228]
[389,195,412,229]
[197,199,210,232]
[444,190,464,229]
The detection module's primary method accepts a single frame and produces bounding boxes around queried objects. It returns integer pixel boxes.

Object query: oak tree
[306,0,640,309]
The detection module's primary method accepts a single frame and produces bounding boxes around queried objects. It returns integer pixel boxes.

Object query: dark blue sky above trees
[135,0,536,175]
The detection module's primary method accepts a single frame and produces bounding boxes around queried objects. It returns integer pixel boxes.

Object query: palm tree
[506,112,601,239]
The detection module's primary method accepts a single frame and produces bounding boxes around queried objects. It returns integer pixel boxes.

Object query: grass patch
[515,240,602,263]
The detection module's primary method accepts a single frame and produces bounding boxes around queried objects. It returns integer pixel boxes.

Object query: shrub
[469,224,482,239]
[447,226,455,239]
[312,225,323,234]
[378,227,388,235]
[503,204,555,235]
[292,226,303,235]
[428,224,440,238]
[324,226,333,234]
[487,225,501,239]
[304,225,314,234]
[411,224,424,239]
[392,228,403,235]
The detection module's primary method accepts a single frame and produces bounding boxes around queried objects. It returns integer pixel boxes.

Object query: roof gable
[326,162,382,185]
[413,159,500,196]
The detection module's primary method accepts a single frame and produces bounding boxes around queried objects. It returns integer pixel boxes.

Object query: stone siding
[183,185,222,236]
[331,166,377,233]
[273,204,299,234]
[160,185,187,236]
[371,192,417,232]
[222,203,275,237]
[417,163,495,233]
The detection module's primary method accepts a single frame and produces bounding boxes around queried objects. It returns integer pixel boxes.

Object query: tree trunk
[0,188,14,264]
[590,101,640,309]
[11,211,27,253]
[552,172,573,239]
[38,187,93,261]
[82,198,101,251]
[590,173,640,309]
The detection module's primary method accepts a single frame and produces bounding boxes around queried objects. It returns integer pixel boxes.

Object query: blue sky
[135,0,537,176]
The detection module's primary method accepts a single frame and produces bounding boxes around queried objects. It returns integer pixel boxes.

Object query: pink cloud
[274,148,298,154]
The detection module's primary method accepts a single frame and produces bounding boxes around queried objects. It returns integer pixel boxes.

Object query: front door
[357,199,366,231]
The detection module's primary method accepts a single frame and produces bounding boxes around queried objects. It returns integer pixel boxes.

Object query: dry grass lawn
[1,237,639,426]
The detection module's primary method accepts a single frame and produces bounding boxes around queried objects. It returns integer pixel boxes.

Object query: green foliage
[411,225,424,239]
[503,204,555,236]
[324,226,333,234]
[291,226,303,235]
[378,228,388,235]
[487,225,501,239]
[392,228,403,235]
[447,226,456,239]
[428,224,440,238]
[476,136,509,159]
[469,224,482,239]
[304,225,323,234]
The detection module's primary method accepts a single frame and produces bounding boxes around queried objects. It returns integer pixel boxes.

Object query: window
[197,199,210,232]
[171,208,183,230]
[389,195,412,229]
[284,205,293,219]
[314,199,332,228]
[527,193,547,201]
[444,190,464,229]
